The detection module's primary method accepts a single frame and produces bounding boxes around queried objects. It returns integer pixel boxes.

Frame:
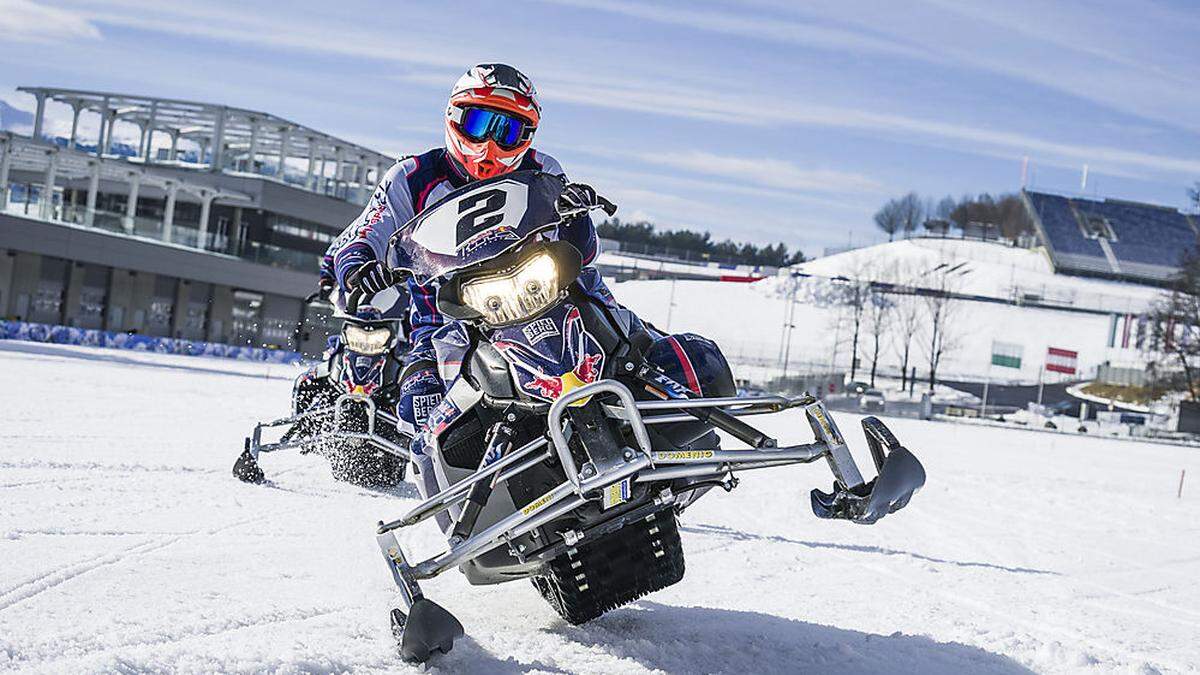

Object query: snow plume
[0,0,102,44]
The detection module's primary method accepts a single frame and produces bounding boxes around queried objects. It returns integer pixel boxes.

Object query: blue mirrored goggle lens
[459,108,526,147]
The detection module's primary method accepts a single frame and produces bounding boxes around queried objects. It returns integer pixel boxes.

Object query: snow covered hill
[610,238,1164,384]
[1,341,1197,674]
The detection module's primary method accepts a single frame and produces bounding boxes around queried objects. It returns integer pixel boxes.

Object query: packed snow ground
[1,341,1198,674]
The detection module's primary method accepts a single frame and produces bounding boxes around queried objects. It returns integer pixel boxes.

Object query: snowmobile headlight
[342,323,393,355]
[460,250,560,325]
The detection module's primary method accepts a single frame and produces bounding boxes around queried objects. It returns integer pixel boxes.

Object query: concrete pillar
[228,206,244,255]
[168,130,179,161]
[143,102,158,163]
[32,92,46,140]
[276,127,290,177]
[96,97,111,157]
[318,156,328,193]
[63,263,86,327]
[170,280,190,338]
[197,190,214,250]
[162,181,178,243]
[210,107,227,172]
[246,117,259,173]
[197,137,209,165]
[105,269,134,331]
[333,146,344,197]
[0,135,11,211]
[84,160,100,226]
[305,138,316,190]
[68,102,82,149]
[136,124,147,160]
[39,148,58,220]
[103,110,117,156]
[123,171,141,233]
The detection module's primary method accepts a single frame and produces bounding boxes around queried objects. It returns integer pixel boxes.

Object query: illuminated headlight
[342,323,393,355]
[460,250,560,325]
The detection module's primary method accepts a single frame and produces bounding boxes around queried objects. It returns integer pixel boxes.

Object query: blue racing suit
[330,147,611,441]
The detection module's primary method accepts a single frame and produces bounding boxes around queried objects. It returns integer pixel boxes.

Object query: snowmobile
[232,289,412,488]
[370,170,927,663]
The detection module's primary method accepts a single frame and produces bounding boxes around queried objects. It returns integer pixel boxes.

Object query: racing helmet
[444,63,541,181]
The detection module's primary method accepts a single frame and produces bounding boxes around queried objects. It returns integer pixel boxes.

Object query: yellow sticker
[521,492,555,516]
[810,406,841,444]
[602,479,631,510]
[654,450,715,461]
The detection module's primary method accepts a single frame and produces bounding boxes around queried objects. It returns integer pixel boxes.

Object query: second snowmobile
[233,289,412,487]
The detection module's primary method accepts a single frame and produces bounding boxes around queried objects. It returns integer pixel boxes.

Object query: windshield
[387,170,566,282]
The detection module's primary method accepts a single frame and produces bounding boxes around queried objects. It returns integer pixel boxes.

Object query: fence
[1096,364,1149,387]
[0,320,303,364]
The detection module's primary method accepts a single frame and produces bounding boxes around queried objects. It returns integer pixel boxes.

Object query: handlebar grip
[345,288,367,315]
[598,195,618,217]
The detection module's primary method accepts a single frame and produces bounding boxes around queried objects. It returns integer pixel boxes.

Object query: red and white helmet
[444,63,541,181]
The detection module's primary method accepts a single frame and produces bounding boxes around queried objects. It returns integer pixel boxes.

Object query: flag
[991,341,1023,369]
[1046,347,1078,375]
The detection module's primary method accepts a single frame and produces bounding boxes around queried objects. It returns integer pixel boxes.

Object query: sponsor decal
[602,479,631,510]
[411,393,442,425]
[654,450,715,461]
[493,304,605,402]
[427,396,462,437]
[522,317,560,345]
[521,491,555,516]
[809,404,843,445]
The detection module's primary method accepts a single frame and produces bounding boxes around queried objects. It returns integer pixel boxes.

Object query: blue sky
[2,0,1199,256]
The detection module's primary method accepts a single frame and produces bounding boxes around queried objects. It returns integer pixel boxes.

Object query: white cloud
[0,0,101,44]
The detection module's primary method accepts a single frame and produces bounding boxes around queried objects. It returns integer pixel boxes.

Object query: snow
[2,340,1198,674]
[608,239,1169,384]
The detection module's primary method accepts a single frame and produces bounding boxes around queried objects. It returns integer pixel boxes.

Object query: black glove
[556,182,617,219]
[347,261,400,296]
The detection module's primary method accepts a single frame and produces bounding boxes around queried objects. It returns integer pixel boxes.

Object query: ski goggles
[449,105,535,149]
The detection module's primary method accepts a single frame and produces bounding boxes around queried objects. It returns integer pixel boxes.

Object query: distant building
[1022,190,1200,286]
[0,87,394,356]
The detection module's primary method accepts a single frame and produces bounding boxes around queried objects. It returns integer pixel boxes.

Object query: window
[269,215,337,244]
[1079,213,1116,241]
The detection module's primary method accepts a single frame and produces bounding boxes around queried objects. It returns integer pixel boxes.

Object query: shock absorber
[449,409,517,542]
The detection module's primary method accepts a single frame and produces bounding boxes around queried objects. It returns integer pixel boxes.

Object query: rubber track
[533,509,685,624]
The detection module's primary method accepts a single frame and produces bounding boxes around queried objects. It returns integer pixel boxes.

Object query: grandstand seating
[1023,190,1198,285]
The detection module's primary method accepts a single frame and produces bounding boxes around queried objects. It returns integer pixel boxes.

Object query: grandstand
[1023,190,1199,286]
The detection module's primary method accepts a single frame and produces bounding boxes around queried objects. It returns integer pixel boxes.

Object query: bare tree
[1144,251,1200,398]
[834,258,875,382]
[1190,182,1200,212]
[922,264,964,392]
[896,192,924,239]
[873,200,903,242]
[860,287,894,387]
[935,196,956,220]
[890,264,923,391]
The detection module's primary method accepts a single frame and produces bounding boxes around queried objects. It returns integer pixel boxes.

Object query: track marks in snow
[681,523,1057,576]
[0,536,181,613]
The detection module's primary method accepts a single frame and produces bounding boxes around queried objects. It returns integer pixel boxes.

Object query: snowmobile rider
[331,63,611,442]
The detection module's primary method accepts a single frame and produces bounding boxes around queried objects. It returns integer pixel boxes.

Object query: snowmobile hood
[387,170,566,284]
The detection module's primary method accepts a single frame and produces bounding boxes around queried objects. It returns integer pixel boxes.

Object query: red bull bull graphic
[489,303,605,402]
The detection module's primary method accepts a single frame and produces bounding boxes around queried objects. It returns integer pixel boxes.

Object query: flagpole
[1036,364,1045,407]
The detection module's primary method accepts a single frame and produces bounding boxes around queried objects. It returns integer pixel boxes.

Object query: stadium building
[0,87,393,356]
[1022,189,1200,286]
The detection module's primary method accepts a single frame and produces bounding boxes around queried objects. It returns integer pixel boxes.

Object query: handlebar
[345,287,369,315]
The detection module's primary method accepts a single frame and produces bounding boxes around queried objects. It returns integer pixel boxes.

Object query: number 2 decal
[456,188,508,242]
[410,179,530,256]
